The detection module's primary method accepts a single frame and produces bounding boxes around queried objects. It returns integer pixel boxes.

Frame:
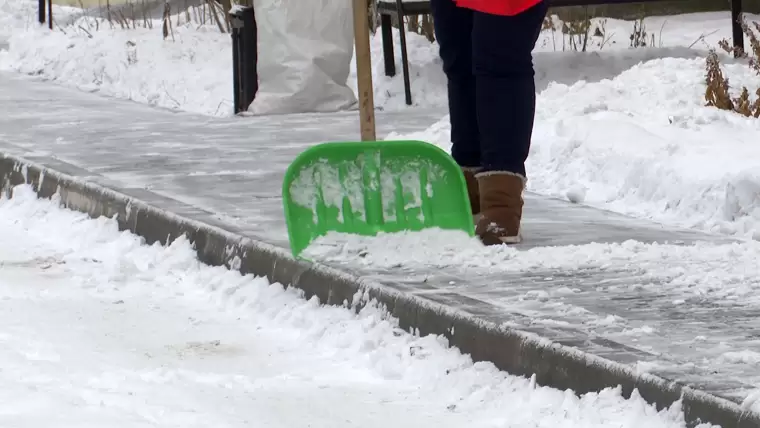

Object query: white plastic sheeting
[250,0,357,115]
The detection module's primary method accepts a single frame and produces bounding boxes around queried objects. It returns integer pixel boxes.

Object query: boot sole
[476,223,522,246]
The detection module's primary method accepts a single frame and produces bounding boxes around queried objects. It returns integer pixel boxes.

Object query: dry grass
[629,17,652,47]
[406,14,435,43]
[364,0,663,50]
[705,15,760,118]
[540,11,654,52]
[55,0,128,5]
[63,0,657,50]
[61,0,234,39]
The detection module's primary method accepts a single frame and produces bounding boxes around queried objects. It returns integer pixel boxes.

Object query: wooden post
[352,0,376,141]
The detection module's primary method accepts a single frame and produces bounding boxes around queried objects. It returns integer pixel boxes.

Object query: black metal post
[380,13,396,77]
[731,0,744,57]
[229,6,258,115]
[231,12,242,113]
[38,0,45,24]
[47,0,53,30]
[395,0,413,106]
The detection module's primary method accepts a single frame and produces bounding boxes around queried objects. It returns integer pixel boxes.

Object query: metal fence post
[731,0,744,57]
[38,0,52,29]
[38,0,46,25]
[229,6,258,115]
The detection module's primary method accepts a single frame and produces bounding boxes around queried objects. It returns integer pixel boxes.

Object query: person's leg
[471,1,548,244]
[430,0,481,214]
[473,1,546,176]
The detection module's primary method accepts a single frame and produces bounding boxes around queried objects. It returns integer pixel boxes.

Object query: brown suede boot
[461,167,481,216]
[475,172,525,245]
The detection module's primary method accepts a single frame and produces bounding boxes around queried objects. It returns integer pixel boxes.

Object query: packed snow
[305,227,760,303]
[0,184,716,427]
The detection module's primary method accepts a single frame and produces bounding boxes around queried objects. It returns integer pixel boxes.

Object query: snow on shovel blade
[282,140,475,258]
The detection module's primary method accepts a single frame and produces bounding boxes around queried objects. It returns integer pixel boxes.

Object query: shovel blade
[282,140,475,258]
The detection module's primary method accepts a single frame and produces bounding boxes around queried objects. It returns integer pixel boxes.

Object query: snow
[0,184,716,427]
[4,2,760,420]
[228,4,245,14]
[5,2,758,240]
[1,1,754,242]
[361,12,753,110]
[305,228,760,304]
[0,0,752,114]
[388,56,760,240]
[286,150,449,229]
[0,0,69,51]
[0,4,235,116]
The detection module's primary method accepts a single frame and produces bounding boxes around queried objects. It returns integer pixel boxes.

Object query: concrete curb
[1,152,757,428]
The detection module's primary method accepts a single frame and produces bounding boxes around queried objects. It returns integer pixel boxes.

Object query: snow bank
[0,184,719,427]
[0,21,234,116]
[358,12,745,110]
[390,56,760,239]
[0,0,78,47]
[0,0,751,115]
[0,0,357,116]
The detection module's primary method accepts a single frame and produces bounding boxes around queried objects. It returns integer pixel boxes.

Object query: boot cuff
[475,170,527,185]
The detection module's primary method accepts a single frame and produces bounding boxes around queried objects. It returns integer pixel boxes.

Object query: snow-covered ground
[371,12,760,242]
[2,4,760,294]
[3,2,760,422]
[304,225,760,408]
[363,11,758,110]
[0,0,234,116]
[389,54,760,240]
[3,0,760,301]
[0,184,714,427]
[0,0,754,114]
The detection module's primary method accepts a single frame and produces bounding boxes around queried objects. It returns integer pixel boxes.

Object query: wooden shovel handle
[352,0,377,141]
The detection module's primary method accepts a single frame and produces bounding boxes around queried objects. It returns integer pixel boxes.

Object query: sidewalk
[1,72,757,420]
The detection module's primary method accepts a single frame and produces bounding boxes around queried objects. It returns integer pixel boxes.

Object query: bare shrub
[705,15,760,118]
[541,13,614,52]
[64,0,233,39]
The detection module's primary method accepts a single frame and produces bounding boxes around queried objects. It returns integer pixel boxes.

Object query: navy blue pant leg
[429,0,480,168]
[472,1,548,177]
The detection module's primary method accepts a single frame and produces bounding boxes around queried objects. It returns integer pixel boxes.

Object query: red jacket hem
[455,0,542,16]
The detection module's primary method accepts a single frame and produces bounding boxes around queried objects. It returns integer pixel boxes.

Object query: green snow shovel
[282,140,475,258]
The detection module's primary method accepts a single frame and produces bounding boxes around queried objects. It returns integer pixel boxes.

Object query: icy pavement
[0,185,712,428]
[2,71,760,406]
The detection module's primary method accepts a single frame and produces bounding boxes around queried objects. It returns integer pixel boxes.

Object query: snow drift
[0,0,358,116]
[390,57,760,240]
